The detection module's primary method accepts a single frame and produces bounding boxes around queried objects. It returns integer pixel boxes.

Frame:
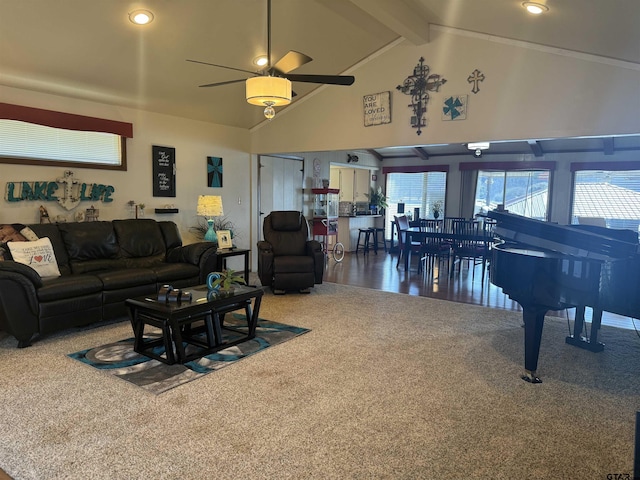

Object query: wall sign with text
[4,170,114,211]
[152,145,176,197]
[363,91,391,127]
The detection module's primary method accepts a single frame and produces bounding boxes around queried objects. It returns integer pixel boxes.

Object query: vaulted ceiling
[1,0,639,156]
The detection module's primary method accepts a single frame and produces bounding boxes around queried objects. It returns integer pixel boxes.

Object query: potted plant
[367,187,388,214]
[207,268,246,296]
[432,200,443,219]
[190,216,237,243]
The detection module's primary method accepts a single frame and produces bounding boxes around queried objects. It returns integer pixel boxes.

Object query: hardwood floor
[323,249,638,331]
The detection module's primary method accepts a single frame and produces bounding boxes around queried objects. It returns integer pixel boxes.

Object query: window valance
[382,164,449,174]
[0,102,133,138]
[459,161,555,171]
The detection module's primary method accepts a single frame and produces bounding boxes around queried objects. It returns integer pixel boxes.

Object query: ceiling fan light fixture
[254,56,269,67]
[522,2,549,15]
[246,76,292,119]
[129,9,154,25]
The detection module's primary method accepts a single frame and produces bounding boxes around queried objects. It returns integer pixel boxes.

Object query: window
[571,163,640,231]
[384,170,447,237]
[0,103,132,170]
[474,170,551,220]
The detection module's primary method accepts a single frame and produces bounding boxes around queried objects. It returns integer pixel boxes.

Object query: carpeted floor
[0,282,639,479]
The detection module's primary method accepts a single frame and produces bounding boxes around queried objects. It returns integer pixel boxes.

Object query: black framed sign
[152,145,176,197]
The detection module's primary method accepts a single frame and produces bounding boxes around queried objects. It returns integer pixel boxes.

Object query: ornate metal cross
[396,57,447,135]
[467,69,485,94]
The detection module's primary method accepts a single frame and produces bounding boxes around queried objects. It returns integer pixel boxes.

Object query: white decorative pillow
[8,237,62,278]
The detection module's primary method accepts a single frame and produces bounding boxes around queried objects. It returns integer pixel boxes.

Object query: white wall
[251,29,640,154]
[0,86,253,270]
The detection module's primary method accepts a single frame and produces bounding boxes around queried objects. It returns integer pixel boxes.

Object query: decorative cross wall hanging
[396,57,446,135]
[467,69,485,94]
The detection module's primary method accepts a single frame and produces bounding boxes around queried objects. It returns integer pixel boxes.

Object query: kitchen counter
[337,216,384,251]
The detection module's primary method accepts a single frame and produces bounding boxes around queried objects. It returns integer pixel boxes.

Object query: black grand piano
[487,209,640,383]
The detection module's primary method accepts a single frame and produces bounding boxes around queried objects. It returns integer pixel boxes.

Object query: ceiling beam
[318,0,431,45]
[603,137,615,155]
[413,147,429,160]
[527,140,544,157]
[367,149,384,161]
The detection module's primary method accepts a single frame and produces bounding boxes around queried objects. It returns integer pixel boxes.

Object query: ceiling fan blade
[199,78,247,88]
[271,51,313,75]
[187,59,257,76]
[283,74,355,86]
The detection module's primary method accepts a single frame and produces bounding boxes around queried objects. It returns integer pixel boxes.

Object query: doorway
[257,155,304,239]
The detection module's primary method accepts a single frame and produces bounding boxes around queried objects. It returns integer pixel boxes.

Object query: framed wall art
[152,145,176,197]
[363,91,391,127]
[207,156,223,187]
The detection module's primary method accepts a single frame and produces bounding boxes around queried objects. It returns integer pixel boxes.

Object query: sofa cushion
[70,258,127,275]
[158,221,183,249]
[37,274,103,302]
[8,237,62,278]
[59,222,119,261]
[95,268,158,290]
[123,255,166,269]
[151,263,201,282]
[113,219,166,258]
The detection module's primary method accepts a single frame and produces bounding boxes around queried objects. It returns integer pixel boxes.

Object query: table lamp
[196,195,223,242]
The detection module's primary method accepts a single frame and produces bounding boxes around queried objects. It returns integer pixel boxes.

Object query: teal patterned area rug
[68,315,310,395]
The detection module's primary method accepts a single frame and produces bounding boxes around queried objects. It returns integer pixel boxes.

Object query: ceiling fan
[187,0,355,119]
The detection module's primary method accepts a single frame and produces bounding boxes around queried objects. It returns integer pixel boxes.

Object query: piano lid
[487,210,639,261]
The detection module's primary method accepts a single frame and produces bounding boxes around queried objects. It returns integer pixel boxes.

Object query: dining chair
[450,218,486,280]
[418,219,450,275]
[393,215,422,269]
[479,217,498,272]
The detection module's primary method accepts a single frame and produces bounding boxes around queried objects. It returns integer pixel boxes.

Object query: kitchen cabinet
[354,169,371,202]
[338,169,354,202]
[330,167,372,203]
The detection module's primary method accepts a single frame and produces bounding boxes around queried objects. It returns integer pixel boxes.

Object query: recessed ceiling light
[129,9,154,25]
[254,56,269,67]
[522,2,549,15]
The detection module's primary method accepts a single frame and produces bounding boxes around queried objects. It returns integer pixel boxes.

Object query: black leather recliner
[257,211,324,294]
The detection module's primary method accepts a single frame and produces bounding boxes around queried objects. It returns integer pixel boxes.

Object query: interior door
[258,155,304,239]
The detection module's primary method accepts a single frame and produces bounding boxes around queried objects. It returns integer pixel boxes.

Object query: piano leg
[521,305,547,384]
[565,306,605,352]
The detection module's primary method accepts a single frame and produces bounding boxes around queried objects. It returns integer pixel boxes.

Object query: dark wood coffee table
[126,284,264,365]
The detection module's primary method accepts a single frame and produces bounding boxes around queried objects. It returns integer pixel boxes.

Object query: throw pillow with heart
[7,237,61,278]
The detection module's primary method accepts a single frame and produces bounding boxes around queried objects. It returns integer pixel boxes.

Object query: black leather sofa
[0,219,218,347]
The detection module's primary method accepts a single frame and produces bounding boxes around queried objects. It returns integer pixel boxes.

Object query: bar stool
[371,227,387,253]
[356,228,374,254]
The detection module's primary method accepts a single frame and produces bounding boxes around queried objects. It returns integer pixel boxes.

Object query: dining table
[401,226,492,272]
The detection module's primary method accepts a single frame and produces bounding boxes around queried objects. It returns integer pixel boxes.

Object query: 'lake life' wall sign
[5,170,115,210]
